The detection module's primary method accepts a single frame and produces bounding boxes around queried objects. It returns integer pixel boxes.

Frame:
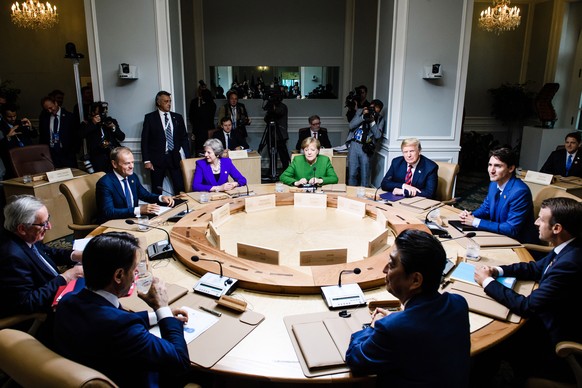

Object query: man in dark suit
[217,90,251,139]
[381,137,438,198]
[141,91,190,194]
[0,103,38,178]
[540,132,582,177]
[295,115,332,150]
[38,96,79,168]
[460,147,539,244]
[96,146,174,223]
[475,197,582,384]
[346,229,470,387]
[0,195,83,342]
[213,116,249,151]
[54,232,191,387]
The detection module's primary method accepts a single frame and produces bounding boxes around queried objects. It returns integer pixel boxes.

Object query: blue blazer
[346,292,470,387]
[381,155,439,199]
[0,232,72,316]
[96,172,160,223]
[472,176,538,243]
[192,157,247,192]
[485,239,582,345]
[54,289,191,387]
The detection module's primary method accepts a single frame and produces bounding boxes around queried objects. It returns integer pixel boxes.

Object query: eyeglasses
[30,215,51,229]
[311,122,321,126]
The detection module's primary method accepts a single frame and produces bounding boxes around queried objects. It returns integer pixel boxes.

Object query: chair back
[0,328,118,387]
[434,161,460,202]
[59,172,106,237]
[180,157,204,193]
[532,186,582,217]
[8,144,54,177]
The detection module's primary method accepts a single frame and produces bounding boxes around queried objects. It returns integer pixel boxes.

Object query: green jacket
[280,154,338,186]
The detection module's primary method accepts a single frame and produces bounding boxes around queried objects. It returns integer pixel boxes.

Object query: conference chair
[0,313,46,337]
[0,329,118,388]
[434,161,460,203]
[8,144,54,177]
[180,157,204,193]
[59,171,106,239]
[525,341,582,388]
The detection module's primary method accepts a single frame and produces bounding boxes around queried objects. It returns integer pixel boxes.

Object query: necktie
[566,154,573,175]
[313,132,318,139]
[51,114,60,147]
[542,250,557,277]
[405,165,413,186]
[53,114,59,133]
[31,245,59,277]
[164,113,174,151]
[123,178,132,207]
[492,189,502,221]
[231,107,237,129]
[226,133,230,149]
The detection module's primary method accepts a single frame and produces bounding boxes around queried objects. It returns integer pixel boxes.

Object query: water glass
[356,187,366,198]
[136,271,153,294]
[275,182,284,193]
[23,175,32,183]
[137,216,149,231]
[465,241,480,261]
[200,193,209,203]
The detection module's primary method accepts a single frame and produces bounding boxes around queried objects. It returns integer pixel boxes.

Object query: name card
[376,210,388,228]
[46,168,74,183]
[211,203,230,227]
[245,194,276,213]
[228,150,248,159]
[299,248,347,266]
[524,170,553,185]
[208,221,221,248]
[237,242,279,265]
[336,196,366,217]
[293,193,327,208]
[368,229,389,256]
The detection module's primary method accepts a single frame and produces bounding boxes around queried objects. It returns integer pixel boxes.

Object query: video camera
[90,101,114,127]
[262,89,283,112]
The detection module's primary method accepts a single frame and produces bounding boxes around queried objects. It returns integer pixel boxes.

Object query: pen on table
[199,305,222,317]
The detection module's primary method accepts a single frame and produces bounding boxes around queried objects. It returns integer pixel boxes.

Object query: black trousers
[149,153,185,194]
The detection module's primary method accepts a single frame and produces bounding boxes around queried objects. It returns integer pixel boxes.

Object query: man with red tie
[295,115,332,150]
[380,138,438,198]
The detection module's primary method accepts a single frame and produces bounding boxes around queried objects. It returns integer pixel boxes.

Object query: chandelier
[478,0,521,35]
[11,1,58,30]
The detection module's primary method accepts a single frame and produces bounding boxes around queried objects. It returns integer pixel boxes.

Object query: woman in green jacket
[280,137,338,187]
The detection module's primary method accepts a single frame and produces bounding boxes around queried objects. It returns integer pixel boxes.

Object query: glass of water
[136,271,153,294]
[465,241,480,261]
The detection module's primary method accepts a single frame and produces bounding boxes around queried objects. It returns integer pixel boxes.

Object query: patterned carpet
[454,170,490,211]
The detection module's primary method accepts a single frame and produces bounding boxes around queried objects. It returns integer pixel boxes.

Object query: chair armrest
[556,341,582,358]
[0,313,46,330]
[68,224,100,232]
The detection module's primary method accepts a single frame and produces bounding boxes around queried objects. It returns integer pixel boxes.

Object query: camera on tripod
[344,88,364,109]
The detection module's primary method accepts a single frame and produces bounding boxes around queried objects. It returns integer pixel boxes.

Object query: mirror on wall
[208,66,339,100]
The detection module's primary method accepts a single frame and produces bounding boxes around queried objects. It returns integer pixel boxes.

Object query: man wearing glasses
[295,115,332,150]
[0,195,83,342]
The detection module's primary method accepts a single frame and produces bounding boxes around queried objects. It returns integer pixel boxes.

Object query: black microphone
[311,166,317,192]
[39,153,55,171]
[125,219,173,250]
[125,219,174,260]
[441,232,477,240]
[372,184,381,201]
[229,183,251,198]
[157,185,189,213]
[157,185,174,196]
[191,255,233,284]
[338,267,361,287]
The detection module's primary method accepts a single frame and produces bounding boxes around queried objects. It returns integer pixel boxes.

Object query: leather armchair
[180,157,203,193]
[8,144,54,177]
[435,161,460,203]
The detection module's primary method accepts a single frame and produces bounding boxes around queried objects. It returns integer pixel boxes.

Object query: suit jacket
[472,176,538,243]
[54,289,190,387]
[38,108,79,168]
[0,232,72,316]
[540,149,582,177]
[381,155,439,199]
[213,130,249,150]
[141,110,190,168]
[279,155,338,186]
[485,239,582,345]
[295,127,332,150]
[346,292,470,387]
[96,172,160,223]
[217,102,250,138]
[192,157,247,191]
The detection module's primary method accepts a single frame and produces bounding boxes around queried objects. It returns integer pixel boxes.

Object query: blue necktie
[32,245,58,277]
[164,113,174,151]
[123,178,132,208]
[492,189,502,221]
[566,154,573,175]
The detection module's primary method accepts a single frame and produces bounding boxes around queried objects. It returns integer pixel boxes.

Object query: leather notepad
[444,281,510,320]
[292,321,345,369]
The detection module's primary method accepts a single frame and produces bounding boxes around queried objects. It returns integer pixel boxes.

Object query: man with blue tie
[0,195,83,342]
[96,146,174,223]
[540,132,582,177]
[459,147,538,243]
[474,197,582,384]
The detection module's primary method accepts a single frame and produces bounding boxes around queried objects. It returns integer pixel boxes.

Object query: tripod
[257,121,281,182]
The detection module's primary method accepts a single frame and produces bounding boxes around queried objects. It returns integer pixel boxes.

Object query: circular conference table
[93,184,534,384]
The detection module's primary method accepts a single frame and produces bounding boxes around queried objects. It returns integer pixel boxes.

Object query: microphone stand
[125,219,174,260]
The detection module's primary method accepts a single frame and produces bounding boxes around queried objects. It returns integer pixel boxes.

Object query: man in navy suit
[213,116,249,151]
[0,195,83,342]
[38,96,79,168]
[460,147,538,243]
[96,147,174,223]
[295,115,332,150]
[346,229,470,387]
[54,232,191,387]
[381,138,438,198]
[540,132,582,177]
[475,197,582,384]
[142,91,191,194]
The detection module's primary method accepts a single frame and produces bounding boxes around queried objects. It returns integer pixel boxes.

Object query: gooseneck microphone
[191,256,233,284]
[338,267,361,287]
[125,219,174,260]
[125,219,172,249]
[157,185,189,213]
[373,185,381,201]
[310,167,317,193]
[441,232,477,240]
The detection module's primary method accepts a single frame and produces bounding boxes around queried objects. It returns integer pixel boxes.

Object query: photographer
[263,92,290,169]
[345,85,370,122]
[0,103,38,178]
[217,90,251,139]
[347,99,384,187]
[81,101,125,173]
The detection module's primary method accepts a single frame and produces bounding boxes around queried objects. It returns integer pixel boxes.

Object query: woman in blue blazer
[192,138,247,192]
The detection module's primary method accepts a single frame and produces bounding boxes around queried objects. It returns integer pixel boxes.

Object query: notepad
[450,262,516,289]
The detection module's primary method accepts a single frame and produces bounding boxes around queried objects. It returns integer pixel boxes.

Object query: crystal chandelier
[478,0,521,35]
[11,1,58,30]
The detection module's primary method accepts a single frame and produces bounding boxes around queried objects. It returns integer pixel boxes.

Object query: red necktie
[405,165,412,185]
